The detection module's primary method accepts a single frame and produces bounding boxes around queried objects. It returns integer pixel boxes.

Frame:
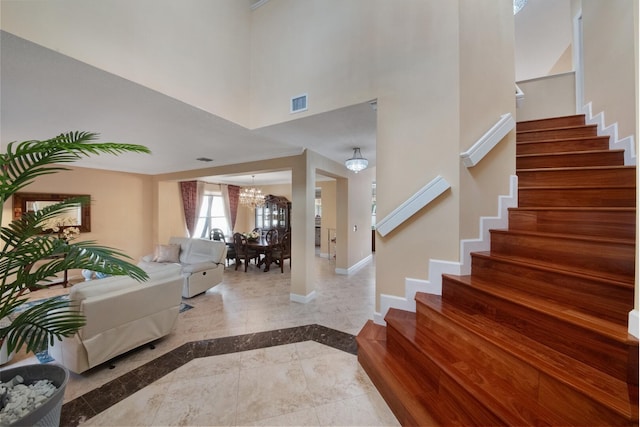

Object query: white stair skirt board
[290,290,316,304]
[335,254,373,275]
[629,310,639,339]
[373,175,518,326]
[582,102,636,166]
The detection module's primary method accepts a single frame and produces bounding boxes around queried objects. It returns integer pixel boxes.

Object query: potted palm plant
[0,131,151,425]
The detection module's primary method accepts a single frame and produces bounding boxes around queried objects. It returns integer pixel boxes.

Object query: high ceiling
[1,0,567,187]
[0,31,377,186]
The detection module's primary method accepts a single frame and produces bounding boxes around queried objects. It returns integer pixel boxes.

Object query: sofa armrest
[140,254,154,263]
[181,261,221,274]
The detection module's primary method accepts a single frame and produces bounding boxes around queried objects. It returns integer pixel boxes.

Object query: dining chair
[270,231,291,273]
[233,232,258,272]
[261,229,279,267]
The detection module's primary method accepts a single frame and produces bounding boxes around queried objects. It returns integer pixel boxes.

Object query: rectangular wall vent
[290,94,308,113]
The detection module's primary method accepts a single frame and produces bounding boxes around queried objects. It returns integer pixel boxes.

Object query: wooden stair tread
[517,164,635,173]
[490,228,635,247]
[516,149,625,158]
[443,273,632,342]
[384,311,571,426]
[516,135,610,144]
[508,206,635,212]
[356,321,440,426]
[413,295,639,421]
[472,250,634,289]
[516,124,597,134]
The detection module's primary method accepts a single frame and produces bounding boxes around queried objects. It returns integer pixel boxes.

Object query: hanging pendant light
[345,148,368,173]
[239,175,265,209]
[513,0,527,14]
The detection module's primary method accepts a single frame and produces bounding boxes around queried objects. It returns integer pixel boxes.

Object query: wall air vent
[196,157,213,162]
[290,94,308,114]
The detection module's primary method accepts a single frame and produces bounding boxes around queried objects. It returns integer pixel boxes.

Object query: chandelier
[239,175,265,209]
[345,148,368,173]
[513,0,527,14]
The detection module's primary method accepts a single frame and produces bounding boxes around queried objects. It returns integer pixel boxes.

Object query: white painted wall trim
[376,175,451,237]
[515,85,524,109]
[460,113,515,168]
[582,102,636,166]
[290,290,316,303]
[373,175,518,326]
[629,310,639,338]
[335,254,372,275]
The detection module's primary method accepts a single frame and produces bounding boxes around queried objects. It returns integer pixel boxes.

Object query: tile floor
[6,253,400,426]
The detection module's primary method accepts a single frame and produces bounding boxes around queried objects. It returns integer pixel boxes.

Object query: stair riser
[508,209,636,240]
[518,187,636,207]
[517,167,635,187]
[415,304,626,426]
[517,137,610,155]
[516,115,586,132]
[471,254,633,324]
[538,372,635,427]
[517,126,597,142]
[516,151,624,169]
[386,322,506,426]
[490,230,635,278]
[441,276,633,383]
[357,346,424,426]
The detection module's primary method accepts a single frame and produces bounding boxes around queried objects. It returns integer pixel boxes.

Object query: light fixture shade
[345,148,368,173]
[239,176,266,209]
[513,0,527,14]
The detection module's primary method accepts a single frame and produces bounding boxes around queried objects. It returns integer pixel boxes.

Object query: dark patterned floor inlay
[60,324,357,426]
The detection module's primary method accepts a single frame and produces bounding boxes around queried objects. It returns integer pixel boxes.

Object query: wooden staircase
[357,114,639,426]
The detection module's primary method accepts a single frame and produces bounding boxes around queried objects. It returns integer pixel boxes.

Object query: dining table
[246,236,277,272]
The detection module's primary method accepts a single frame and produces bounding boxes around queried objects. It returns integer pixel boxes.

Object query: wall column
[290,151,316,302]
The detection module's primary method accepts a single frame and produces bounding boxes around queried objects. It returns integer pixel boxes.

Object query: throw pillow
[153,244,181,263]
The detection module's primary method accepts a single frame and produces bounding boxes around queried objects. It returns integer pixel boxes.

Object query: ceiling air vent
[290,94,308,114]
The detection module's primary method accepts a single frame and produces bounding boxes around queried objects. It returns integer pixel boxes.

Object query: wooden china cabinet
[255,195,291,235]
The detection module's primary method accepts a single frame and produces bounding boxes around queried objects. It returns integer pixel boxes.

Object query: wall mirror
[13,192,91,232]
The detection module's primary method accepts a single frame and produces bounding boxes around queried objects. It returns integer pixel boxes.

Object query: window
[194,193,230,239]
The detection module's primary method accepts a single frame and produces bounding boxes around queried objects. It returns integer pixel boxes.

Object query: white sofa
[138,237,227,298]
[49,263,183,374]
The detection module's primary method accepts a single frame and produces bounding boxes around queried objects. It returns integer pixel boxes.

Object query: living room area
[7,250,397,426]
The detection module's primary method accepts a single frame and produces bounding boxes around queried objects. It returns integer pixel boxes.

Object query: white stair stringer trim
[582,102,636,166]
[373,174,518,326]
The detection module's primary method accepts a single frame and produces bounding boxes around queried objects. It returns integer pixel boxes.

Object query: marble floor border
[60,324,357,426]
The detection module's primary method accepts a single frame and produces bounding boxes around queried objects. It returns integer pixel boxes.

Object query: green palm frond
[2,297,85,354]
[0,131,150,204]
[0,132,151,356]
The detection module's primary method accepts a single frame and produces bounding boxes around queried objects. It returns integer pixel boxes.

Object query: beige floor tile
[300,351,375,406]
[235,362,314,424]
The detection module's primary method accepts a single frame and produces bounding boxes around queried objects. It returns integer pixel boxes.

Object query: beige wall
[516,72,577,122]
[317,180,337,257]
[582,0,637,139]
[373,1,515,309]
[249,0,376,128]
[458,0,516,240]
[0,0,253,127]
[2,166,154,270]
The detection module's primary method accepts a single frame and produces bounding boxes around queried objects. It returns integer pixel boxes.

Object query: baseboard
[582,102,636,165]
[376,174,518,320]
[335,254,372,275]
[290,290,317,304]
